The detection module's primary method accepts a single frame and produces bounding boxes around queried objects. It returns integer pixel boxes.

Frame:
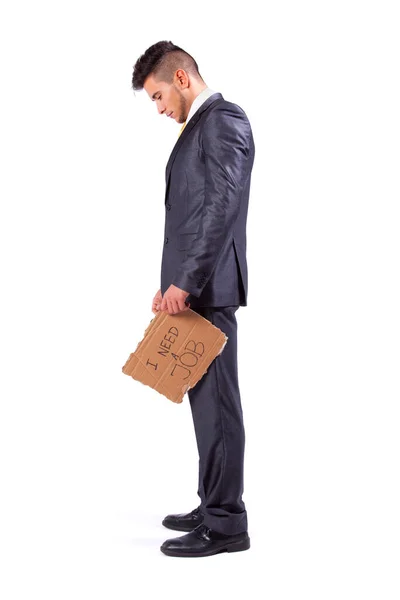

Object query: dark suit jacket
[160,92,255,308]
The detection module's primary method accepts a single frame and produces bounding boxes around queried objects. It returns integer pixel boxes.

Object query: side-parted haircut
[132,40,202,91]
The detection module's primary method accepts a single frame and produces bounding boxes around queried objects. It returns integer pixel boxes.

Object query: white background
[0,1,399,598]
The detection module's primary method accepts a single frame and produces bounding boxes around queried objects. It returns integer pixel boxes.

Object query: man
[131,41,255,557]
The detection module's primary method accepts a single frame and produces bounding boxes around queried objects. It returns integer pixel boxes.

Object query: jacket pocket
[177,232,198,251]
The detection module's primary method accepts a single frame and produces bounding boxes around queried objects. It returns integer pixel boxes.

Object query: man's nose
[157,103,165,115]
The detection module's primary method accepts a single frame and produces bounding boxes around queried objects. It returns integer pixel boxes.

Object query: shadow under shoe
[162,506,204,532]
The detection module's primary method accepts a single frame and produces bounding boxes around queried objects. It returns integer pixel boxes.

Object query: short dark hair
[132,40,203,91]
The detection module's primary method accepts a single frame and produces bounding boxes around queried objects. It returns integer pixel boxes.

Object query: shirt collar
[186,87,217,125]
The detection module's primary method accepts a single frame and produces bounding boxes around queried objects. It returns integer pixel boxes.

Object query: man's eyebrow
[151,91,161,100]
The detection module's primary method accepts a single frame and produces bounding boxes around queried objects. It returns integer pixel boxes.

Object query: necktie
[178,121,186,137]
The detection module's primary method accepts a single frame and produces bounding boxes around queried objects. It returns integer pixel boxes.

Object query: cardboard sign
[122,309,227,403]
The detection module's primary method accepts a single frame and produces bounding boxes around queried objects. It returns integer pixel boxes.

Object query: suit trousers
[188,305,248,535]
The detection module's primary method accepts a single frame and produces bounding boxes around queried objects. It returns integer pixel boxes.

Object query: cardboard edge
[122,309,228,404]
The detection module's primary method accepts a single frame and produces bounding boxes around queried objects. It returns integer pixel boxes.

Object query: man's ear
[175,69,189,89]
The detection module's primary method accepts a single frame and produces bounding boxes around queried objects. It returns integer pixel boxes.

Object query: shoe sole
[162,520,203,533]
[160,537,250,557]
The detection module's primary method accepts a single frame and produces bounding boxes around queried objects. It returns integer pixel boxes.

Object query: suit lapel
[165,93,224,192]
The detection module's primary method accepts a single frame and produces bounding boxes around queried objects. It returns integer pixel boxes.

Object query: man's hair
[132,40,202,91]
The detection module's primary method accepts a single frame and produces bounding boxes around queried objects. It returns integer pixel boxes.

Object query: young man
[131,41,255,557]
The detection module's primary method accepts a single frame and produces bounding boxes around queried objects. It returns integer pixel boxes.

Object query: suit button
[166,204,171,211]
[165,237,169,244]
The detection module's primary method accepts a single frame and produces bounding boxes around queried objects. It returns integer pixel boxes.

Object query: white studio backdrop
[0,1,399,599]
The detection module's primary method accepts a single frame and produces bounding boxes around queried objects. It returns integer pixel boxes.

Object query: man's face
[143,74,188,124]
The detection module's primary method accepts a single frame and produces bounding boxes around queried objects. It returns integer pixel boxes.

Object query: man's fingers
[178,297,189,312]
[166,298,173,314]
[168,298,179,315]
[160,290,190,314]
[160,296,168,311]
[161,296,170,313]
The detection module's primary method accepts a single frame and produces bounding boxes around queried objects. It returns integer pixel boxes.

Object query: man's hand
[160,284,190,315]
[151,289,162,314]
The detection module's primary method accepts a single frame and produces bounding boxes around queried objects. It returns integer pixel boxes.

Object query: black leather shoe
[162,506,204,532]
[160,524,250,557]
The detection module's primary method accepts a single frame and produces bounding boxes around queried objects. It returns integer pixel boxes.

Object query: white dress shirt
[186,87,217,125]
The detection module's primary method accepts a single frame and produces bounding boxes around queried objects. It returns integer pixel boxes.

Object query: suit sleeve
[171,104,253,297]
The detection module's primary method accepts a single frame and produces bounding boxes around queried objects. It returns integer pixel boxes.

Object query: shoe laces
[194,524,211,540]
